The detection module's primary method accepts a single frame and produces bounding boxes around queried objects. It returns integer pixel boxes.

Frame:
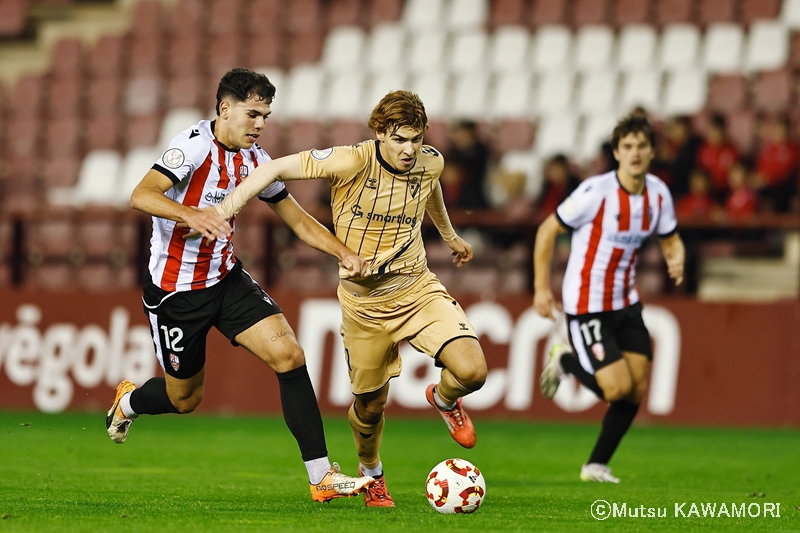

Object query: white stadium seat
[617,25,657,71]
[781,0,800,28]
[449,30,488,74]
[662,69,707,115]
[159,107,203,147]
[403,0,444,33]
[322,71,366,120]
[489,26,531,73]
[118,146,162,207]
[364,72,408,114]
[283,65,325,119]
[575,25,615,72]
[535,71,575,116]
[450,72,491,120]
[409,31,447,74]
[620,70,662,113]
[410,71,449,119]
[74,150,122,206]
[365,24,406,73]
[489,71,534,120]
[703,23,744,73]
[447,0,489,31]
[577,71,618,114]
[498,150,542,199]
[744,21,789,72]
[659,24,700,71]
[532,25,572,73]
[535,114,579,158]
[579,112,617,162]
[322,26,365,72]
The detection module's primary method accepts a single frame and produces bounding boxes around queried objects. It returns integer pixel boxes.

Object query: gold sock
[435,368,473,406]
[348,403,384,469]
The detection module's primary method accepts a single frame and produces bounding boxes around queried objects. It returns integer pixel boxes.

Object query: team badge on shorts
[169,353,180,371]
[591,342,606,361]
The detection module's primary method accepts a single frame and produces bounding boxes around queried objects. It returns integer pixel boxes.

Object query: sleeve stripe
[152,164,180,185]
[258,187,289,204]
[657,225,678,238]
[554,211,574,231]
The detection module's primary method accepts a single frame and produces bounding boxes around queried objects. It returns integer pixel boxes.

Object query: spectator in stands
[725,161,758,220]
[752,114,798,213]
[675,169,720,219]
[696,114,739,202]
[440,120,490,210]
[652,115,702,198]
[535,154,580,216]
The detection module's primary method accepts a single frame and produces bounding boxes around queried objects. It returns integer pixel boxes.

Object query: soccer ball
[425,458,486,514]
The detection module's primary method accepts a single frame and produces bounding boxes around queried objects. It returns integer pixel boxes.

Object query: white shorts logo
[162,148,185,169]
[311,148,333,160]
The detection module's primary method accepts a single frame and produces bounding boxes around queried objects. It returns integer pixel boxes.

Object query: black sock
[560,352,604,399]
[588,400,640,465]
[276,364,328,462]
[129,377,180,415]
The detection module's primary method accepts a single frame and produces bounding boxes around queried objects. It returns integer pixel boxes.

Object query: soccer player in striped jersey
[214,91,488,507]
[533,114,685,483]
[106,68,375,503]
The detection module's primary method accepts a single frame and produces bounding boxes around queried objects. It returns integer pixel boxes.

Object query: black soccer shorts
[565,302,652,374]
[142,260,282,379]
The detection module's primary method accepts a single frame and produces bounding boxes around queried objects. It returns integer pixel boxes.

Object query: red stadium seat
[741,0,781,25]
[246,31,282,69]
[26,264,75,290]
[169,0,206,36]
[489,0,528,28]
[44,117,81,157]
[287,29,323,66]
[707,74,748,113]
[260,120,286,157]
[11,74,44,119]
[698,0,736,25]
[88,34,124,78]
[529,0,568,26]
[752,69,792,113]
[85,115,122,151]
[31,218,76,258]
[329,0,363,26]
[86,76,121,118]
[49,37,84,77]
[76,263,116,291]
[78,218,117,258]
[654,0,692,25]
[0,0,28,38]
[327,120,371,147]
[46,75,82,119]
[612,0,651,26]
[125,114,161,149]
[124,75,162,117]
[166,74,204,110]
[168,34,203,77]
[9,117,40,157]
[573,0,609,26]
[285,120,323,154]
[208,34,245,82]
[790,31,800,69]
[424,120,449,151]
[494,119,535,154]
[130,0,164,37]
[726,110,756,154]
[287,0,322,32]
[366,0,403,26]
[209,0,243,35]
[42,154,80,189]
[128,34,164,77]
[249,0,280,35]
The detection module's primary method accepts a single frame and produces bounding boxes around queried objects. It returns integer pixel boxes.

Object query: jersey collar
[375,139,415,175]
[209,120,240,152]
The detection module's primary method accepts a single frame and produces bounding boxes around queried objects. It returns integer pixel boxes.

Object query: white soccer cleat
[106,380,137,443]
[580,463,620,483]
[310,462,375,503]
[540,343,570,400]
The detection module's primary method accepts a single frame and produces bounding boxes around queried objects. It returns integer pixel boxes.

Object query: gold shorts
[337,270,477,394]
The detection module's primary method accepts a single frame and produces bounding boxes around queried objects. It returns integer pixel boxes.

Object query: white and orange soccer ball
[425,458,486,514]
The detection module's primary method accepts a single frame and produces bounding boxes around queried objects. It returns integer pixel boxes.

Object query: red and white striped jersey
[556,171,677,315]
[149,119,287,292]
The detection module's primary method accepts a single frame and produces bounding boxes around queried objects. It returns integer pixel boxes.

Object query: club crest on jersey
[311,148,333,160]
[169,353,180,371]
[162,148,185,169]
[238,165,249,178]
[409,177,420,198]
[591,343,606,361]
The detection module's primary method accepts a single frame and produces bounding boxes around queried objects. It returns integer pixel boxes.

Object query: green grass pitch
[1,411,798,532]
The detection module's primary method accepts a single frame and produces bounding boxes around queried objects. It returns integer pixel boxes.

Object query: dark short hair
[611,113,656,149]
[215,68,276,115]
[368,90,429,135]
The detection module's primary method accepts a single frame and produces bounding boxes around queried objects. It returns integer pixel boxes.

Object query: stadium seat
[26,264,74,290]
[449,30,488,74]
[403,0,445,33]
[532,25,572,72]
[169,0,206,36]
[702,23,744,73]
[85,115,121,151]
[489,0,527,28]
[159,108,203,146]
[287,0,322,33]
[249,0,280,34]
[535,71,575,116]
[247,32,282,70]
[529,0,568,26]
[166,74,204,110]
[790,31,800,69]
[11,74,44,119]
[209,34,244,81]
[287,28,323,66]
[364,71,408,110]
[579,112,617,162]
[489,26,531,73]
[119,146,161,207]
[50,38,84,77]
[577,71,618,113]
[283,66,325,119]
[208,0,242,35]
[130,0,163,37]
[42,154,80,189]
[365,23,406,73]
[612,0,650,26]
[127,34,164,77]
[73,150,122,206]
[124,75,161,117]
[752,69,792,112]
[367,0,404,26]
[659,24,700,70]
[45,117,80,157]
[168,34,203,77]
[572,0,609,26]
[494,119,535,153]
[87,76,121,118]
[662,69,707,115]
[620,70,662,112]
[617,25,657,71]
[707,74,748,112]
[698,0,736,25]
[328,120,371,147]
[782,0,800,28]
[0,0,28,38]
[654,0,692,26]
[409,71,449,119]
[424,120,449,150]
[409,30,447,74]
[77,263,116,292]
[446,0,489,31]
[321,72,366,120]
[77,218,117,258]
[489,71,534,120]
[534,114,579,158]
[125,115,160,149]
[498,149,542,199]
[329,0,363,26]
[285,120,324,154]
[450,72,490,120]
[321,26,365,72]
[744,21,789,72]
[741,0,781,25]
[726,110,756,154]
[9,117,39,157]
[47,75,82,119]
[88,34,124,78]
[574,25,614,72]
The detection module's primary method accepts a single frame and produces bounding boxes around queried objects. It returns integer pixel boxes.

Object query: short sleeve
[656,186,678,237]
[555,178,605,230]
[152,126,211,185]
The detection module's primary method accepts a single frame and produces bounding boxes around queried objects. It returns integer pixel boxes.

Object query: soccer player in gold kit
[214,91,488,507]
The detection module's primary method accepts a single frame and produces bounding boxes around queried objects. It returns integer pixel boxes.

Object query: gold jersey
[299,140,445,279]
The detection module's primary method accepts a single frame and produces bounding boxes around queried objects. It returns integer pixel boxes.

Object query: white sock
[119,392,139,419]
[359,462,383,478]
[433,387,456,411]
[305,457,332,484]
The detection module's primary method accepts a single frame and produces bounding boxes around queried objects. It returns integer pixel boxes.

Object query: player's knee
[458,366,487,392]
[602,382,632,403]
[355,400,385,425]
[172,396,202,414]
[630,379,647,404]
[272,343,306,373]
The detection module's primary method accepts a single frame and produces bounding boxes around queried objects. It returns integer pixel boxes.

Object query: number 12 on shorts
[160,325,184,352]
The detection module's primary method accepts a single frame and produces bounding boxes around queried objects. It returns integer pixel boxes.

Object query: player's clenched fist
[340,253,372,279]
[447,236,473,267]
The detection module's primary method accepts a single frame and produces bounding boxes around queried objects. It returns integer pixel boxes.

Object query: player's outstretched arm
[533,214,566,320]
[216,154,304,219]
[270,195,372,278]
[131,169,232,242]
[658,232,685,286]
